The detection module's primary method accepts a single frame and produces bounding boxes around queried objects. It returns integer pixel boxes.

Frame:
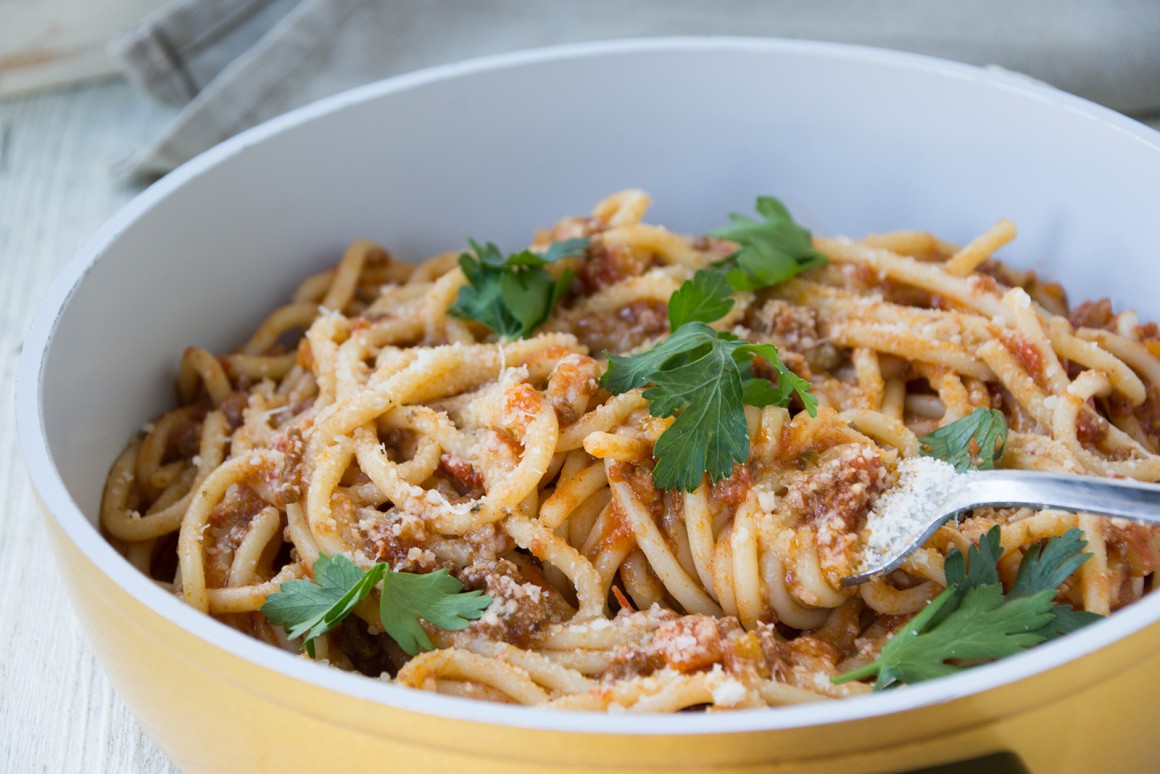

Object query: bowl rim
[16,35,1160,737]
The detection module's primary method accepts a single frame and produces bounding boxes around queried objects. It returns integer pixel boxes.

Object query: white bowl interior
[20,38,1160,734]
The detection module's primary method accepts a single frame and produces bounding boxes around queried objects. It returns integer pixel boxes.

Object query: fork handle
[960,471,1160,525]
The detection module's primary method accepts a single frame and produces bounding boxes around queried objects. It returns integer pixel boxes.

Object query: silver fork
[843,470,1160,586]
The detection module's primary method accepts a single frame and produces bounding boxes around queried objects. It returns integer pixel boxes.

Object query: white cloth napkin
[113,0,1160,177]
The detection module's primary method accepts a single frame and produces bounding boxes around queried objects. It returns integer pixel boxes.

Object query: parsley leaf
[644,333,749,491]
[260,555,492,658]
[667,268,735,328]
[1008,527,1101,639]
[733,341,819,416]
[380,568,493,655]
[668,197,824,328]
[919,407,1008,471]
[710,196,828,291]
[260,554,384,657]
[858,584,1055,689]
[602,323,719,395]
[602,321,816,491]
[832,526,1101,690]
[452,243,521,339]
[448,237,588,339]
[944,524,1003,590]
[1009,527,1092,598]
[1040,604,1103,639]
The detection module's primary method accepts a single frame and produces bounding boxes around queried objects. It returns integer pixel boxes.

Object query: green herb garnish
[667,267,736,328]
[601,306,816,491]
[832,526,1101,690]
[448,237,589,339]
[260,554,492,657]
[599,197,826,492]
[919,407,1009,471]
[710,195,828,291]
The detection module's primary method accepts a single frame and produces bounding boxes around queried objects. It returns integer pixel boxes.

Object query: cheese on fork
[862,457,972,572]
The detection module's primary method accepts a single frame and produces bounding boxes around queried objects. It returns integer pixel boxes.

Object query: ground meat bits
[784,445,888,585]
[711,465,752,511]
[744,299,840,373]
[783,445,887,532]
[271,427,306,504]
[1076,403,1110,446]
[575,240,658,293]
[574,299,670,353]
[609,615,738,678]
[459,559,558,647]
[1134,386,1160,449]
[220,390,249,429]
[163,406,207,463]
[439,453,484,494]
[1001,332,1045,385]
[545,354,602,424]
[607,614,793,683]
[202,484,270,588]
[1069,298,1116,331]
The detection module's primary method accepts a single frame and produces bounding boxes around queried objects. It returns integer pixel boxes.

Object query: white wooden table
[0,78,179,774]
[2,75,1159,774]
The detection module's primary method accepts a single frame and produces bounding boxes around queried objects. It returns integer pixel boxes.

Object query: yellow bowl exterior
[39,496,1160,773]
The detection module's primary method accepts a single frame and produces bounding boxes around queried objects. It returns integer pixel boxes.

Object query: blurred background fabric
[111,0,1160,177]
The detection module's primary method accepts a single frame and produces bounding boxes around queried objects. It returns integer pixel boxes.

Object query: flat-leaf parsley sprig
[260,554,492,657]
[601,272,816,491]
[598,195,829,492]
[710,195,829,291]
[832,526,1101,690]
[448,237,589,340]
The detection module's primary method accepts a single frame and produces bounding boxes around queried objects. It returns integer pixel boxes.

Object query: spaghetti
[101,191,1160,710]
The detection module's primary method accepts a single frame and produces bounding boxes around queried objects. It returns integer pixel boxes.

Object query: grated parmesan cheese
[710,677,747,707]
[861,457,972,571]
[756,487,778,512]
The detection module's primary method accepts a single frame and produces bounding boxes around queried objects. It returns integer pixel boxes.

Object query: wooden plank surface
[0,78,178,774]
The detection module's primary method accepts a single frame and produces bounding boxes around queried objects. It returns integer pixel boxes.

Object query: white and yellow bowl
[16,38,1160,773]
